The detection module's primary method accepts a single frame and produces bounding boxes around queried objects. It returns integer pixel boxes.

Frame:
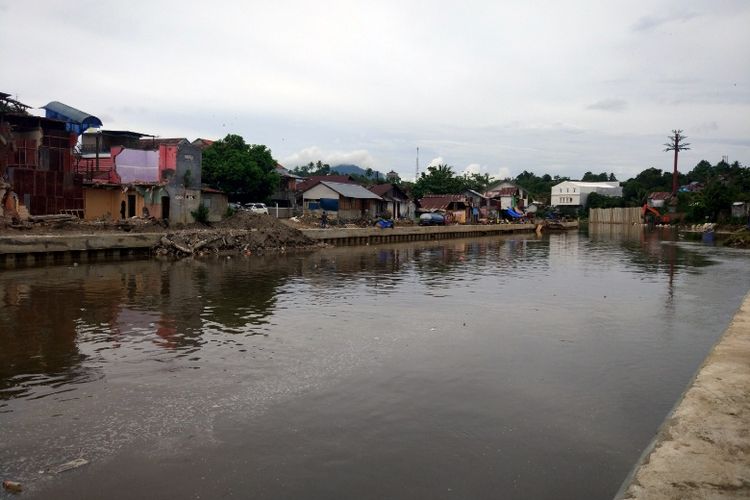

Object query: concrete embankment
[617,292,750,499]
[298,222,572,246]
[0,222,577,266]
[0,232,162,266]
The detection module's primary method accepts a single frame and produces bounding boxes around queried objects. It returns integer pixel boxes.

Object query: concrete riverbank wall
[0,222,577,267]
[616,291,750,499]
[299,222,577,246]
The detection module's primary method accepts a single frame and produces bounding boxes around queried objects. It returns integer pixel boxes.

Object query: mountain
[331,164,386,180]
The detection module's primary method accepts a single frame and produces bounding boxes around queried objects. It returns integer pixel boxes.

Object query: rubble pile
[155,212,316,256]
[0,213,168,234]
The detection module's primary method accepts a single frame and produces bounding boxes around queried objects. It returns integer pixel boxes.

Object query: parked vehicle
[245,203,268,214]
[418,213,446,226]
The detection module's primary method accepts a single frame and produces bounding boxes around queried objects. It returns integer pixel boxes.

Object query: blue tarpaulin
[506,207,523,218]
[320,198,339,211]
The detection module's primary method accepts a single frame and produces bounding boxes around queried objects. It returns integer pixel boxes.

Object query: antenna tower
[415,147,419,180]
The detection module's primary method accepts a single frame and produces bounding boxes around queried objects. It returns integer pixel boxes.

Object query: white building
[550,181,622,207]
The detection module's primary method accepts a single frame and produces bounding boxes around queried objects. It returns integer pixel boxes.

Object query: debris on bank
[48,458,89,474]
[154,212,316,256]
[2,480,23,493]
[724,228,750,248]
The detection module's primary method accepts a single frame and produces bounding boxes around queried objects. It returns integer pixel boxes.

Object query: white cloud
[427,157,444,168]
[463,163,481,175]
[281,146,376,169]
[496,167,512,180]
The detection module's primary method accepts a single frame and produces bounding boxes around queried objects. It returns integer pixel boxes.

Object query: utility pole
[415,147,419,181]
[664,130,690,195]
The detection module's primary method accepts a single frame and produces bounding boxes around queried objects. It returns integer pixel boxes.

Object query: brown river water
[1,227,749,499]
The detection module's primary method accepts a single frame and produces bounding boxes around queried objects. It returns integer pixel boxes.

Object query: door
[161,196,170,220]
[127,195,136,218]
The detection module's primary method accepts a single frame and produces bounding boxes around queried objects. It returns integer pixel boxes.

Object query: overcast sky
[2,0,748,181]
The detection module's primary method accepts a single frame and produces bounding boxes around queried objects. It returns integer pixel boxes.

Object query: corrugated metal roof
[320,181,382,199]
[494,187,517,196]
[419,194,467,210]
[275,164,303,179]
[296,175,355,192]
[42,101,102,128]
[369,183,392,196]
[464,189,487,198]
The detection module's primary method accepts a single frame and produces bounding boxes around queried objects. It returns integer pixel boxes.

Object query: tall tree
[664,130,690,195]
[462,172,492,193]
[412,164,464,199]
[202,134,279,202]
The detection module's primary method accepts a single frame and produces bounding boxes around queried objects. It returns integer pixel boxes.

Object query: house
[418,194,470,224]
[296,174,355,193]
[369,183,412,219]
[462,189,488,208]
[77,129,151,182]
[550,181,621,207]
[191,138,214,150]
[83,182,168,220]
[302,180,382,219]
[647,192,672,209]
[296,174,357,208]
[731,202,749,219]
[1,95,95,217]
[41,101,103,135]
[270,164,303,208]
[200,186,228,222]
[485,182,529,211]
[80,133,203,223]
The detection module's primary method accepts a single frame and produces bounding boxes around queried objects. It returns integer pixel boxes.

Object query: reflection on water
[1,229,749,499]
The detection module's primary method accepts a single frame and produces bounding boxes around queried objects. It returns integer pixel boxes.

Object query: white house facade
[550,181,622,207]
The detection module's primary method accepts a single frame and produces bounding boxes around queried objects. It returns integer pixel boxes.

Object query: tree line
[201,133,748,221]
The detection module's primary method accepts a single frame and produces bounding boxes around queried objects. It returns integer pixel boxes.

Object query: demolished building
[1,94,101,218]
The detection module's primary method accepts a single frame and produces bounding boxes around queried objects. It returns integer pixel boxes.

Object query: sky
[2,0,749,181]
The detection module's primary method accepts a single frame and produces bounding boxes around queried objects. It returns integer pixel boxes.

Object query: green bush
[191,204,210,224]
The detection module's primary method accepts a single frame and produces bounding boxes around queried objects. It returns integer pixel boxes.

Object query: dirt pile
[155,212,316,256]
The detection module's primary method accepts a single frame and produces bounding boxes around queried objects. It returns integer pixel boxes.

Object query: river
[1,227,748,499]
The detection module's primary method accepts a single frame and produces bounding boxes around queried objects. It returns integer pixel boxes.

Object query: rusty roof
[418,194,468,210]
[491,187,517,196]
[296,175,355,192]
[369,183,409,201]
[648,191,672,200]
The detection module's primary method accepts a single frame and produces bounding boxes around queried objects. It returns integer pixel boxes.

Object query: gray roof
[275,164,303,179]
[320,181,382,200]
